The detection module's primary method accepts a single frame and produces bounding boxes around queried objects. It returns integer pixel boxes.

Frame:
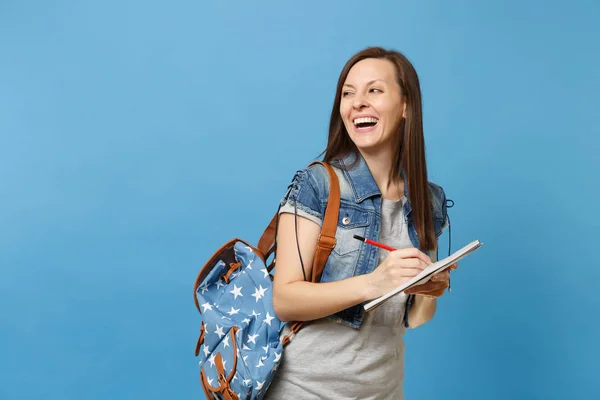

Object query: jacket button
[342,216,351,225]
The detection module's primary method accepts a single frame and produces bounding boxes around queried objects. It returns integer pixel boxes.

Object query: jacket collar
[337,152,409,204]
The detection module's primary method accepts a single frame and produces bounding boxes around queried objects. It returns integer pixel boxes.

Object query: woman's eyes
[342,88,382,97]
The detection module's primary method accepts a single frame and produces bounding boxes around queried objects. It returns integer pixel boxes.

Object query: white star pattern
[227,306,240,316]
[229,285,243,299]
[247,333,259,344]
[214,325,225,339]
[263,312,274,326]
[196,243,287,393]
[251,285,267,302]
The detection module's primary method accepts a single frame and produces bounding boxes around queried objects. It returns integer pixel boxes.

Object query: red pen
[353,235,396,252]
[355,234,454,292]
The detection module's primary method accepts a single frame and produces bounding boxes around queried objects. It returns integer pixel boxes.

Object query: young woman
[265,47,456,399]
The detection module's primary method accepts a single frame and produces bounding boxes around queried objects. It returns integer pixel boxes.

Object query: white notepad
[363,239,483,312]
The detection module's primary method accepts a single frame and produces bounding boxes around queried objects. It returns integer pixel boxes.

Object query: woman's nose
[352,93,368,109]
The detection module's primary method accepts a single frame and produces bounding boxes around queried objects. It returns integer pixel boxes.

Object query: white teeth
[353,117,379,125]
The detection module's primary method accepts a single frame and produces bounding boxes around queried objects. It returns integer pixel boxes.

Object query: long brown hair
[323,47,436,251]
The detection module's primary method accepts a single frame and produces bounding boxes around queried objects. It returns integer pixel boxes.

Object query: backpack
[193,161,340,400]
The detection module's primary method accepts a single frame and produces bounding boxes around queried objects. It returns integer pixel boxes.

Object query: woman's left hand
[404,263,458,298]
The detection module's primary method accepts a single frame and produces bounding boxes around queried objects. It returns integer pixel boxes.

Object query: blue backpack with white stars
[193,161,340,400]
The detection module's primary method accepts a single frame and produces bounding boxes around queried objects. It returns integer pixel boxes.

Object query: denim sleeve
[278,167,324,227]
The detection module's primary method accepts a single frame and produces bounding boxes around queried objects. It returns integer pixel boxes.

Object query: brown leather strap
[223,262,242,284]
[281,320,305,346]
[257,213,278,257]
[307,161,340,283]
[281,161,341,346]
[215,352,226,380]
[222,388,237,400]
[215,353,238,400]
[257,161,340,278]
[199,370,213,399]
[200,327,240,396]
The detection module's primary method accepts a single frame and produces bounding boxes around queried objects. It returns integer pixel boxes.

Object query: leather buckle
[318,234,336,249]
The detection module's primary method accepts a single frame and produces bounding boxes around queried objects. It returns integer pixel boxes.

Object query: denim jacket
[279,152,450,329]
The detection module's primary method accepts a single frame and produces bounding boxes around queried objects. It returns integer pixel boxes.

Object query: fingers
[419,288,446,298]
[382,264,423,279]
[384,256,428,273]
[395,267,426,277]
[405,280,448,295]
[394,257,429,270]
[431,271,450,282]
[391,248,431,265]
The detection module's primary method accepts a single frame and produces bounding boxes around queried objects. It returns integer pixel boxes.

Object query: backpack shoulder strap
[258,161,341,346]
[307,161,340,282]
[257,161,340,280]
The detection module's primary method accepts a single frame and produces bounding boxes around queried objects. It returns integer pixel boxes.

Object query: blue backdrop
[1,1,598,399]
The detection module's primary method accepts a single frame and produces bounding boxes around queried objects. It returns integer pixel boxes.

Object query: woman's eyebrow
[343,79,387,88]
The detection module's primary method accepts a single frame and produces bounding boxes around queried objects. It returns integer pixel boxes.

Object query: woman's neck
[359,148,404,201]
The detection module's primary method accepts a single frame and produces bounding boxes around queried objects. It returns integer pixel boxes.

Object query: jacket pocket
[333,205,370,257]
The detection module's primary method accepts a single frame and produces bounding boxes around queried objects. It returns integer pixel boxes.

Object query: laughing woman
[265,47,456,399]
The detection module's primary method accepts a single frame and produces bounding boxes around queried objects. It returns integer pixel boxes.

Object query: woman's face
[340,58,406,155]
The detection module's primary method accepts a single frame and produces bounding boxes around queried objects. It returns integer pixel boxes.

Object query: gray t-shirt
[265,197,413,399]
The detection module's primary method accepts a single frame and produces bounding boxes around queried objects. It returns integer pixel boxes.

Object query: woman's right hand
[365,248,432,300]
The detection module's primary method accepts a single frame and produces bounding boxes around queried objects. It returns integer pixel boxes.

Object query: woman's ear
[402,101,407,119]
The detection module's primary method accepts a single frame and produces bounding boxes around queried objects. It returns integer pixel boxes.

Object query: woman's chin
[351,136,383,151]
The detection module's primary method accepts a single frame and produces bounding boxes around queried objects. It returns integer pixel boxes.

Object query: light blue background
[1,1,598,399]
